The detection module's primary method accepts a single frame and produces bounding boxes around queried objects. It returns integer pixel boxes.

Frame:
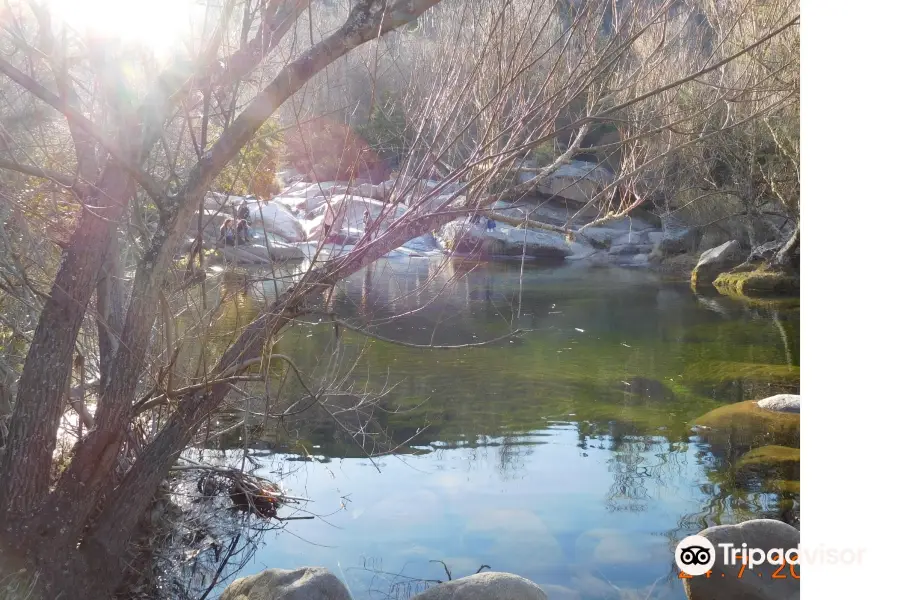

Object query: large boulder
[389,177,464,204]
[220,567,352,600]
[282,181,344,199]
[304,195,396,241]
[411,572,547,600]
[437,220,572,259]
[757,394,800,414]
[609,244,652,256]
[656,212,701,255]
[691,240,744,286]
[682,519,799,600]
[252,203,307,243]
[519,160,614,203]
[220,245,272,265]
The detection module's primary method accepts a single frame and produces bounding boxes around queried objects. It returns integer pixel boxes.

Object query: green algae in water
[683,360,799,384]
[183,261,802,598]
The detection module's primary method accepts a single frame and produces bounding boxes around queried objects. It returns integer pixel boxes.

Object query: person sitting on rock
[235,219,251,245]
[238,199,251,222]
[486,218,497,232]
[219,219,236,247]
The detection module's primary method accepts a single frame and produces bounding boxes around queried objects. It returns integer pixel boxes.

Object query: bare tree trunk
[773,220,799,270]
[28,4,444,584]
[0,165,132,520]
[96,236,126,384]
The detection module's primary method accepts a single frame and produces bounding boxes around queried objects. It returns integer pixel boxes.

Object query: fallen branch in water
[322,315,529,350]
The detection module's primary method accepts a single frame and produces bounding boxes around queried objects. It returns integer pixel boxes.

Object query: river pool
[193,257,799,600]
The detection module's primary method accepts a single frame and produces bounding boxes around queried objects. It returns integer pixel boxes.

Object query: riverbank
[184,168,798,303]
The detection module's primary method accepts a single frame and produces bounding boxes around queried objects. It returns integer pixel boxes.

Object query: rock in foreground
[683,519,799,600]
[691,240,744,286]
[220,567,352,600]
[411,572,548,600]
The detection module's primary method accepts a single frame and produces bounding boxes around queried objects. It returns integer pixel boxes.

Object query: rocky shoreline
[182,162,798,300]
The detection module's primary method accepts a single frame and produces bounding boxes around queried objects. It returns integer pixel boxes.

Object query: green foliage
[354,93,409,162]
[212,118,284,199]
[529,140,558,167]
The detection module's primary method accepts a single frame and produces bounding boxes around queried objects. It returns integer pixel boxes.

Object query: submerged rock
[757,393,800,414]
[616,377,677,402]
[691,240,745,286]
[220,567,351,600]
[411,572,547,600]
[682,519,799,600]
[735,445,800,485]
[693,399,799,450]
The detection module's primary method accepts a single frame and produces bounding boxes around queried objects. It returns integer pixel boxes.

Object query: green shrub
[213,118,284,199]
[354,93,409,162]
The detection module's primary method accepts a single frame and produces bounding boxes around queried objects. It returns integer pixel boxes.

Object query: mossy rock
[714,265,800,297]
[694,400,800,449]
[736,445,800,481]
[683,360,799,384]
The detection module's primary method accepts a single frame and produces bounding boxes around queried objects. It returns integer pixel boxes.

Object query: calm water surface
[197,257,799,600]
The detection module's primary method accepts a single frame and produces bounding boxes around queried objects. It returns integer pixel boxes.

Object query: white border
[804,1,895,597]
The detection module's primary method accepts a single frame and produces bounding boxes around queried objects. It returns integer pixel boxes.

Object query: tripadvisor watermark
[675,534,865,577]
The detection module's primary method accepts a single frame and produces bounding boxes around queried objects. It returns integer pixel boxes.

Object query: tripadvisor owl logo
[675,535,716,576]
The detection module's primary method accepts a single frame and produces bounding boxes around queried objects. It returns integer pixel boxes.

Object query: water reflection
[184,259,798,599]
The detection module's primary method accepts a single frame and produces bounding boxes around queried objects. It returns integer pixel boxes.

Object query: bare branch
[0,57,167,204]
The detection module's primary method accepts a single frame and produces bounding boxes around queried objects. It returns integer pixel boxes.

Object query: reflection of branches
[666,435,801,560]
[497,434,534,480]
[597,434,691,513]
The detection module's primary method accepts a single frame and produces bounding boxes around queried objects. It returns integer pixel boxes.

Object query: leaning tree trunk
[773,220,799,270]
[8,4,445,598]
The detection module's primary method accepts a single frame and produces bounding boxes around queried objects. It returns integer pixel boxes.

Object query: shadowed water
[191,257,799,600]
